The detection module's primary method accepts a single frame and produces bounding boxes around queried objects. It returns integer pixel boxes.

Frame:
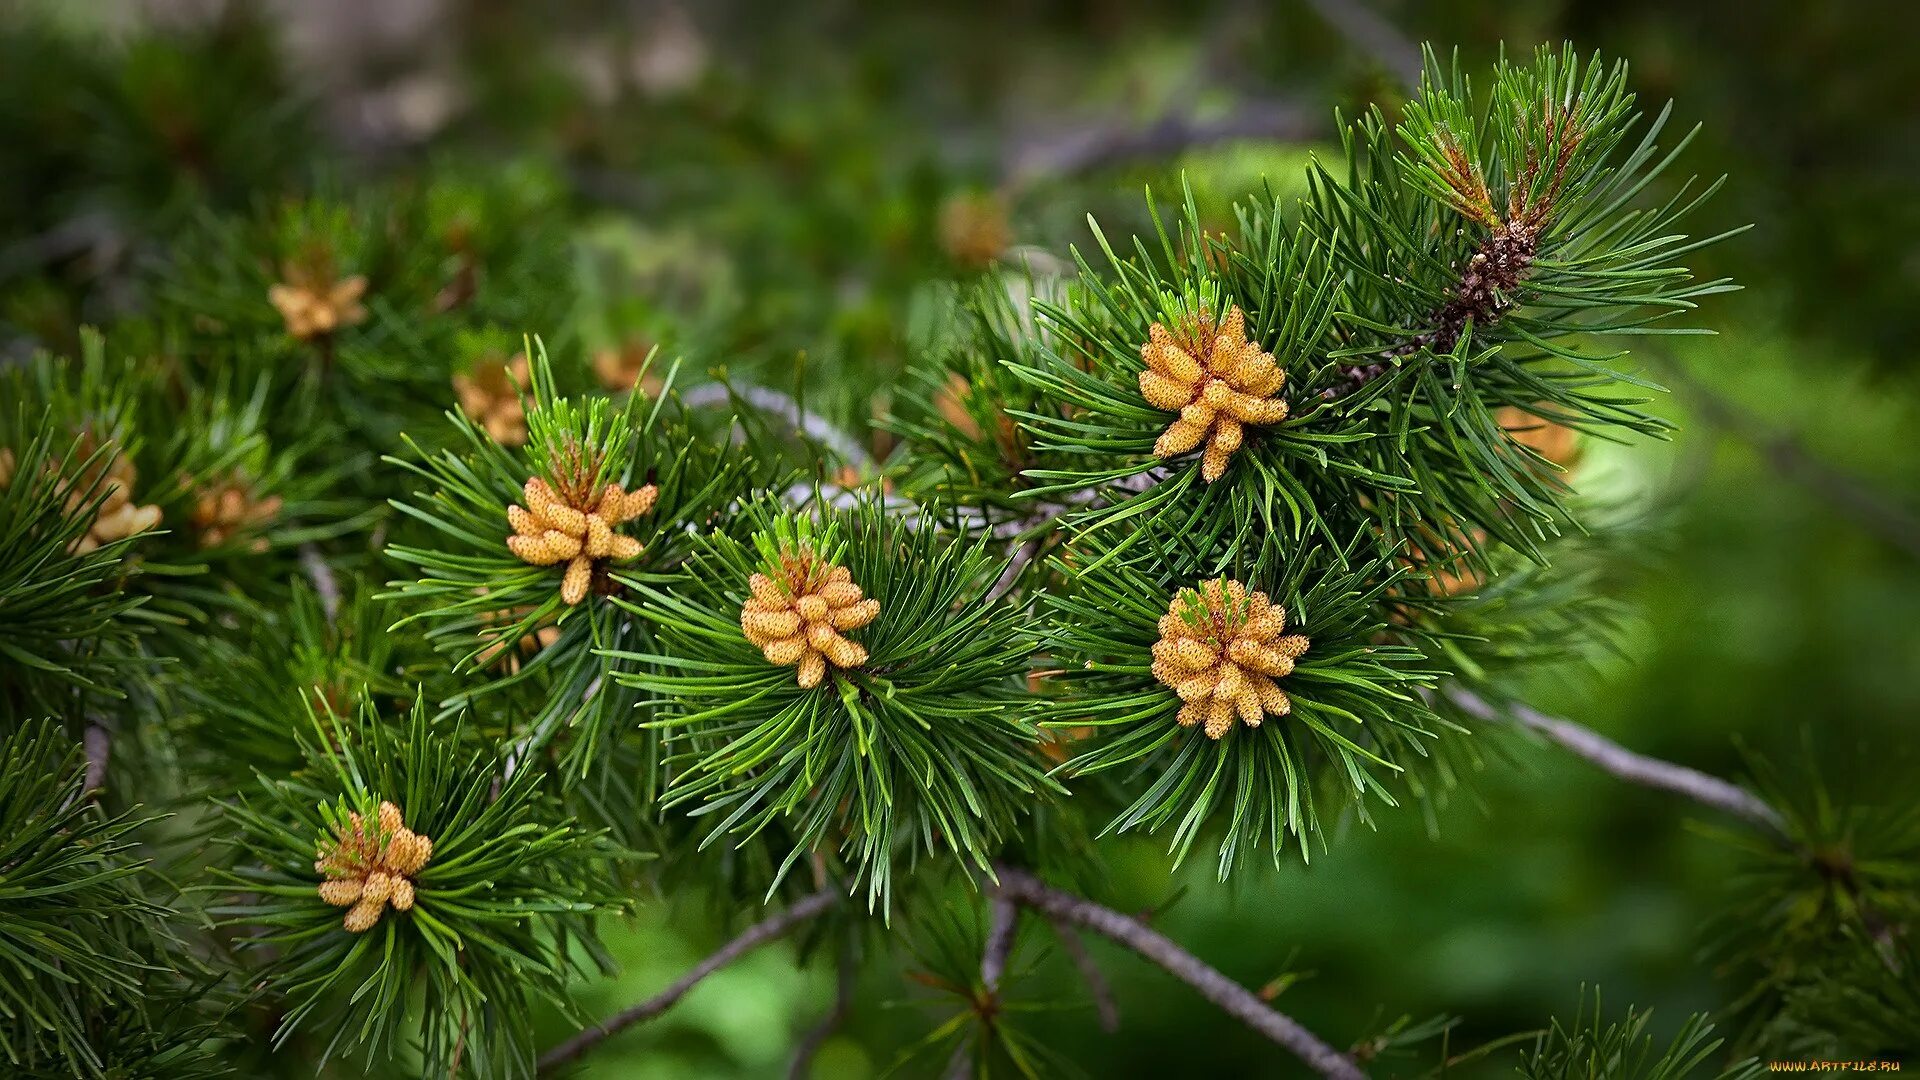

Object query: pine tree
[0,10,1909,1079]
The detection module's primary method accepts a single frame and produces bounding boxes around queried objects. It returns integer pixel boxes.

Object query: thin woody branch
[1311,0,1920,570]
[1045,915,1120,1032]
[538,888,842,1074]
[980,890,1019,995]
[682,382,874,468]
[299,542,340,622]
[1444,686,1788,838]
[1302,0,1423,88]
[993,865,1367,1080]
[788,931,857,1080]
[83,721,110,797]
[946,889,1025,1079]
[1650,354,1920,562]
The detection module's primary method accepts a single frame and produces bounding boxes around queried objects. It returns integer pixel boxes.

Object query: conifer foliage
[0,19,1903,1079]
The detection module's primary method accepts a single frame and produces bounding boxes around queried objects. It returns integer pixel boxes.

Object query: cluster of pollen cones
[0,443,164,554]
[740,547,880,688]
[191,477,281,549]
[1139,306,1289,482]
[268,271,368,341]
[506,474,657,605]
[1151,578,1310,739]
[454,353,533,446]
[316,801,433,933]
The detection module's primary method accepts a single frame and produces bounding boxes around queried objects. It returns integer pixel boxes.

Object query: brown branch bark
[994,866,1366,1080]
[538,888,842,1074]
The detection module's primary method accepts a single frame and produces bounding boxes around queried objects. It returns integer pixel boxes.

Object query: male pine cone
[269,264,368,341]
[316,801,433,933]
[1151,578,1310,739]
[740,546,880,688]
[0,442,164,553]
[507,474,658,604]
[1139,306,1288,482]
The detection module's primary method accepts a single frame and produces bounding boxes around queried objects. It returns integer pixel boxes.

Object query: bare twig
[1045,916,1119,1032]
[682,383,872,467]
[1652,357,1920,562]
[944,888,1032,1079]
[994,866,1366,1080]
[1443,686,1788,838]
[788,930,857,1080]
[538,888,843,1074]
[1302,0,1423,88]
[299,543,340,622]
[83,722,110,796]
[0,212,120,282]
[980,891,1019,995]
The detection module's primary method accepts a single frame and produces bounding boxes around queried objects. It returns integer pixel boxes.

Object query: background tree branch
[788,929,857,1080]
[994,865,1367,1080]
[1303,0,1424,87]
[538,888,843,1074]
[1444,686,1788,838]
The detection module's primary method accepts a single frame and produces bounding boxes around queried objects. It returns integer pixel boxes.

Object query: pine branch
[1301,0,1906,858]
[994,866,1367,1080]
[946,890,1025,1080]
[1045,915,1120,1032]
[1650,355,1920,562]
[299,542,340,622]
[980,890,1019,995]
[1443,687,1788,837]
[682,382,873,467]
[537,888,843,1074]
[1303,0,1423,88]
[983,536,1041,605]
[788,931,857,1080]
[83,721,110,796]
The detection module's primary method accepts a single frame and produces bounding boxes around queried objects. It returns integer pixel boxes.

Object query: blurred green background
[3,0,1915,1074]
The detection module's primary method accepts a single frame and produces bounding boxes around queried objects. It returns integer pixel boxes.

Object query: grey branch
[83,722,111,796]
[299,543,341,622]
[682,382,872,467]
[538,888,842,1074]
[1045,916,1120,1032]
[947,888,1023,1080]
[1443,686,1788,838]
[1303,0,1424,88]
[788,930,857,1080]
[994,866,1366,1080]
[1652,357,1920,562]
[981,890,1020,994]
